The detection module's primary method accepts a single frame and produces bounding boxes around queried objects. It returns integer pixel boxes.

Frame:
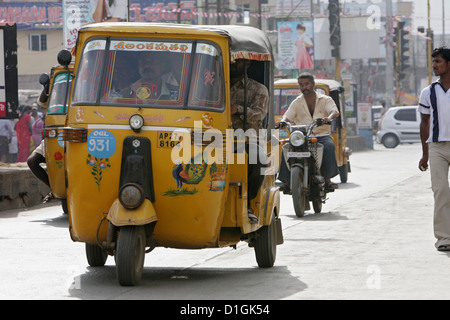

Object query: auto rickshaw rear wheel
[115,226,146,286]
[85,243,108,267]
[254,214,277,268]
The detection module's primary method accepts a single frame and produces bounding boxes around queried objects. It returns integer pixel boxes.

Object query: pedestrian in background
[7,119,18,163]
[0,118,13,162]
[16,105,32,162]
[419,46,450,251]
[31,113,43,149]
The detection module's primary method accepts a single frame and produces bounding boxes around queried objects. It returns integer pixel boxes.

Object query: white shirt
[282,91,338,136]
[419,81,450,143]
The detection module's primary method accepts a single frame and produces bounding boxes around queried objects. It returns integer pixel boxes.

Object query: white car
[376,106,420,148]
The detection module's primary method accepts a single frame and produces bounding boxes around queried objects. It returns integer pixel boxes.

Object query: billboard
[0,2,63,30]
[276,0,312,18]
[63,0,197,50]
[0,24,18,119]
[129,0,197,24]
[63,0,128,49]
[277,21,314,70]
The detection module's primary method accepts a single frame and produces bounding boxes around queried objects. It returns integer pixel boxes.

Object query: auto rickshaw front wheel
[254,214,277,268]
[115,225,146,286]
[291,166,306,217]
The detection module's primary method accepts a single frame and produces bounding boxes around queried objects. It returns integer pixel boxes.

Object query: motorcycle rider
[276,72,340,191]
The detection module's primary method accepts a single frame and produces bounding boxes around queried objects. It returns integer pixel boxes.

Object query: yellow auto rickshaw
[39,57,73,212]
[60,22,283,286]
[274,78,351,182]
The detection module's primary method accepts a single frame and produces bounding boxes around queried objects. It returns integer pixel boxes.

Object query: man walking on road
[419,46,450,251]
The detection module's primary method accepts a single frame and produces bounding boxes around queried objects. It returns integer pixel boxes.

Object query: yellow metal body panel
[108,199,158,226]
[44,66,73,199]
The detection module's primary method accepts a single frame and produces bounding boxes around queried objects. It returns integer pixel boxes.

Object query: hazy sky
[410,0,450,35]
[318,0,450,35]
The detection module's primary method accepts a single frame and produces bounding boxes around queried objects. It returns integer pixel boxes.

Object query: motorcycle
[279,119,333,217]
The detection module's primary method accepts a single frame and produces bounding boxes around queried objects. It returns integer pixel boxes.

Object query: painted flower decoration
[54,151,63,161]
[86,154,111,191]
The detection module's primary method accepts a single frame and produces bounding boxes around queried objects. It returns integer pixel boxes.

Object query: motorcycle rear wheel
[291,166,306,217]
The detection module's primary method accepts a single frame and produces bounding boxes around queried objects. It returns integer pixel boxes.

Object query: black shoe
[279,182,291,194]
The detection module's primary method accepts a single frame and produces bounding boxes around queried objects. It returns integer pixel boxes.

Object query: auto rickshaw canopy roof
[77,22,273,63]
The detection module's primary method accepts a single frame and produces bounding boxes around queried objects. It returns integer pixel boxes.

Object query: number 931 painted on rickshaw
[61,22,283,286]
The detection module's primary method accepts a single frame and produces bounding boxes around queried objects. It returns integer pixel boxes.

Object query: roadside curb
[0,167,50,212]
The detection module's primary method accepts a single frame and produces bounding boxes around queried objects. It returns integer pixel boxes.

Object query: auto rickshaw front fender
[107,198,158,227]
[263,186,280,226]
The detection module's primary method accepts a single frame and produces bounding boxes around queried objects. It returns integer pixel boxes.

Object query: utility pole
[385,0,395,108]
[427,0,432,84]
[443,0,445,45]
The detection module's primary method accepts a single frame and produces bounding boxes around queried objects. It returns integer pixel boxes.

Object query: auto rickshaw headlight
[119,183,145,210]
[129,114,144,132]
[290,131,305,147]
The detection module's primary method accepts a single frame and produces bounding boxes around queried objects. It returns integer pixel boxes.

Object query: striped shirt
[419,81,450,143]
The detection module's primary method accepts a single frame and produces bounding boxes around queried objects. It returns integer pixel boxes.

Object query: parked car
[376,106,420,148]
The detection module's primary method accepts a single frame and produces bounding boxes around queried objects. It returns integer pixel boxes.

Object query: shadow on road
[285,211,349,221]
[68,265,306,300]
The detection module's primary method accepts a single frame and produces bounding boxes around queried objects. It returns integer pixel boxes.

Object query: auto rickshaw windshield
[274,86,326,116]
[47,72,72,115]
[71,38,224,110]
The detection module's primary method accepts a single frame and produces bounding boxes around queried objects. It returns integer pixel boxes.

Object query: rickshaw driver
[276,72,340,191]
[230,59,269,224]
[122,52,179,100]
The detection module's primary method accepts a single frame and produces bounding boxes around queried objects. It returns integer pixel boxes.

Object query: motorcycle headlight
[119,183,144,210]
[290,131,305,147]
[129,114,144,132]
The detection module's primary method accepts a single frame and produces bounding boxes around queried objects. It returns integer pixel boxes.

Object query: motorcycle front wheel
[291,166,307,217]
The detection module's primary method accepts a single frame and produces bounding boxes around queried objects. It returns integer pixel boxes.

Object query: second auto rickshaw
[61,22,283,286]
[274,78,352,182]
[39,54,73,212]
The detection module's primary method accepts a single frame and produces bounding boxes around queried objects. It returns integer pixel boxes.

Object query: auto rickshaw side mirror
[39,73,50,86]
[57,49,72,67]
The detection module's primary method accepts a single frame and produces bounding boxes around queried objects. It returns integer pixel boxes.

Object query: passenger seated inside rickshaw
[230,59,269,224]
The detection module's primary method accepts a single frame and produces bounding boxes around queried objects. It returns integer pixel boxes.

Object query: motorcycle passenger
[276,72,340,191]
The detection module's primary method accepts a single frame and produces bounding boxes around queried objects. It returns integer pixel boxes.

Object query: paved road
[0,142,448,300]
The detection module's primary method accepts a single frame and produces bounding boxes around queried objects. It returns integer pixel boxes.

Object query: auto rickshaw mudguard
[107,198,158,227]
[262,186,280,226]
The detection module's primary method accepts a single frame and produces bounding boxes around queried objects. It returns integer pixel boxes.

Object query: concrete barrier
[0,165,50,211]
